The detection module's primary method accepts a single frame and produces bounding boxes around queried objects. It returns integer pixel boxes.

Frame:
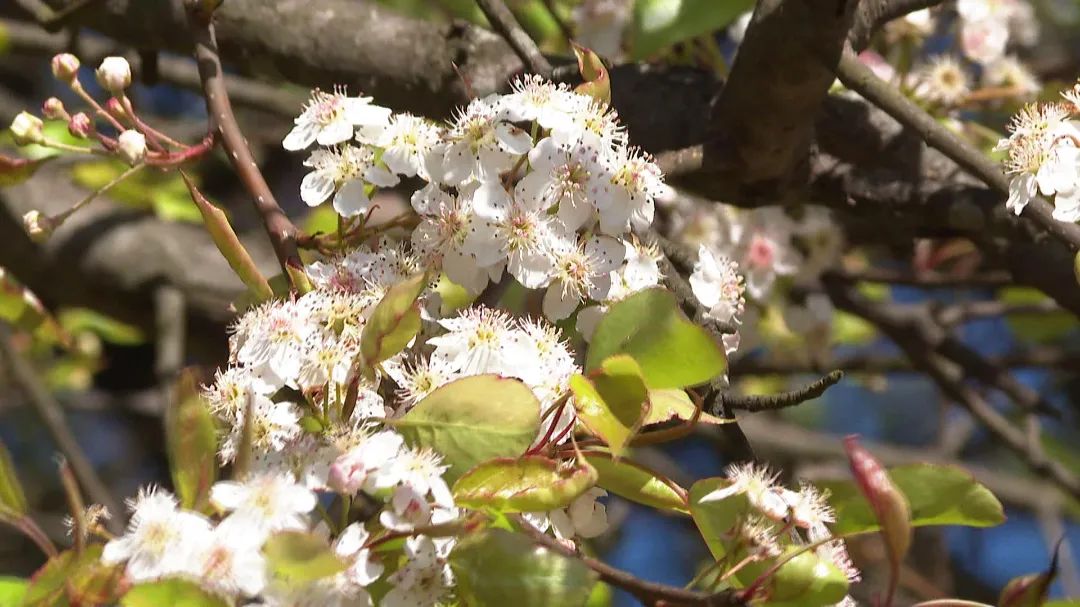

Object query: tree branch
[474,0,552,77]
[720,370,845,413]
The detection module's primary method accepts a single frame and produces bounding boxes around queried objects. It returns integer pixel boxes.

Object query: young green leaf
[644,388,731,426]
[689,477,752,561]
[263,531,348,586]
[585,287,726,389]
[631,0,754,60]
[24,545,121,607]
[570,355,650,456]
[583,452,688,513]
[820,462,1005,535]
[453,456,598,512]
[360,271,427,368]
[757,549,850,607]
[451,528,596,607]
[121,578,229,607]
[0,577,27,606]
[392,375,541,483]
[572,43,610,106]
[166,370,218,511]
[998,549,1058,607]
[0,439,27,518]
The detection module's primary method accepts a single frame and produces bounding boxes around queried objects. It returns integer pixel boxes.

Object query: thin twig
[720,370,844,413]
[835,46,1080,252]
[514,516,745,606]
[475,0,553,77]
[0,324,124,531]
[184,2,304,284]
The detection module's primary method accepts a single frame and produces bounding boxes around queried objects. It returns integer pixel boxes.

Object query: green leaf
[0,154,50,186]
[586,287,726,389]
[570,355,650,456]
[689,477,751,561]
[584,452,688,513]
[821,463,1006,535]
[25,545,119,607]
[644,388,732,426]
[1000,287,1076,343]
[0,439,27,517]
[451,528,596,607]
[631,0,754,59]
[435,273,477,315]
[453,456,598,512]
[0,577,27,606]
[72,161,201,223]
[263,531,348,585]
[360,272,426,368]
[303,205,339,236]
[572,44,610,105]
[59,307,145,345]
[121,578,229,607]
[0,268,69,346]
[166,370,218,511]
[393,375,541,483]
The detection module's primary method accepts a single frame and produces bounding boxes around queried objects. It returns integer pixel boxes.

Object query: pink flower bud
[116,130,147,166]
[41,97,68,121]
[51,53,81,83]
[844,435,910,607]
[105,97,126,119]
[95,56,131,95]
[327,452,367,495]
[68,113,92,139]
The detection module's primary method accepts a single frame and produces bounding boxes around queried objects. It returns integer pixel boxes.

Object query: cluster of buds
[9,53,215,242]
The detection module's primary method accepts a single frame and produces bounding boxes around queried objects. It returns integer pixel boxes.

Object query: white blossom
[210,473,316,534]
[101,487,212,582]
[284,88,392,151]
[300,146,399,217]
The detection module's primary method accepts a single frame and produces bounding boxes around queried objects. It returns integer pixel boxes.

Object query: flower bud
[95,56,131,95]
[68,113,92,139]
[22,210,55,243]
[116,130,147,166]
[9,112,45,146]
[41,97,68,121]
[105,97,127,120]
[51,53,81,83]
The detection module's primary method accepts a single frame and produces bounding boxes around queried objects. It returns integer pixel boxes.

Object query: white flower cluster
[700,462,860,605]
[284,76,667,322]
[998,86,1080,220]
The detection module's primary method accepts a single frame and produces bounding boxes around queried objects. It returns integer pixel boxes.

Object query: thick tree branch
[848,0,945,50]
[474,0,552,77]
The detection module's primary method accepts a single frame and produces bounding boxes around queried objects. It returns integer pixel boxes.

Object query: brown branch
[720,370,844,413]
[514,516,746,606]
[732,347,1080,375]
[0,324,124,531]
[474,0,552,77]
[822,273,1080,500]
[848,0,945,50]
[183,2,302,283]
[835,46,1080,252]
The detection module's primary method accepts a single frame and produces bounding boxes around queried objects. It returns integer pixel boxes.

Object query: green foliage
[451,528,597,607]
[1000,287,1076,343]
[688,477,750,561]
[72,160,201,223]
[58,307,145,345]
[393,375,540,482]
[263,531,348,586]
[584,452,688,513]
[820,463,1005,535]
[434,273,478,316]
[572,44,610,105]
[24,546,123,607]
[570,355,650,456]
[630,0,754,59]
[0,269,68,346]
[644,388,731,426]
[0,440,27,518]
[360,272,427,369]
[586,287,726,389]
[453,456,597,512]
[758,550,850,607]
[166,370,218,511]
[0,577,27,606]
[121,579,229,607]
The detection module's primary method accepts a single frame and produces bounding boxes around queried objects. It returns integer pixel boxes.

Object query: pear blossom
[210,473,317,533]
[116,130,146,166]
[427,306,518,375]
[543,234,625,320]
[382,536,454,607]
[997,102,1080,216]
[499,75,576,131]
[327,430,405,494]
[95,56,131,94]
[335,522,385,589]
[377,113,443,178]
[233,298,316,388]
[218,394,302,463]
[689,245,745,326]
[193,515,269,597]
[439,97,532,185]
[375,447,453,506]
[698,462,790,522]
[589,147,666,234]
[983,56,1040,96]
[102,487,212,582]
[463,181,563,288]
[549,487,609,540]
[386,356,458,410]
[516,136,603,231]
[570,0,631,60]
[283,88,392,150]
[300,145,399,217]
[910,55,971,106]
[410,184,488,293]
